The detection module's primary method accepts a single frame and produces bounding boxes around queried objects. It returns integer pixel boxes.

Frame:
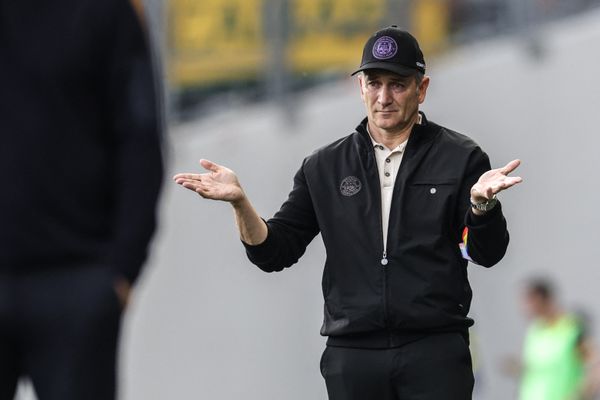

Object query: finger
[176,178,195,186]
[194,185,220,200]
[175,177,203,186]
[181,181,202,191]
[507,176,523,184]
[499,176,523,189]
[173,173,203,181]
[181,178,212,190]
[200,159,220,173]
[490,176,523,195]
[501,159,521,175]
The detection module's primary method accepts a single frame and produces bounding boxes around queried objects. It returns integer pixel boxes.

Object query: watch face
[482,198,498,211]
[472,197,497,212]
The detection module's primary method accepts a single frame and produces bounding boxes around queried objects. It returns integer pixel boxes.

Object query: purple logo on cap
[372,36,398,60]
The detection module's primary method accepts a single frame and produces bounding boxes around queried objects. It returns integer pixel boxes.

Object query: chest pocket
[404,179,458,235]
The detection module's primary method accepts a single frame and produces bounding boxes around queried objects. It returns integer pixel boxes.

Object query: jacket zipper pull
[381,251,388,266]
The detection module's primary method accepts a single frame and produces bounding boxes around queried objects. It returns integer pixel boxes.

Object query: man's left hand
[471,159,523,204]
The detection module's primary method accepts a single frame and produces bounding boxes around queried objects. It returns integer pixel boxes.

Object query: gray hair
[415,72,424,86]
[360,70,425,87]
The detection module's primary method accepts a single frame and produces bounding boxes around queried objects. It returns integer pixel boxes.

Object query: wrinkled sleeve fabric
[458,148,509,267]
[243,160,320,272]
[105,0,164,283]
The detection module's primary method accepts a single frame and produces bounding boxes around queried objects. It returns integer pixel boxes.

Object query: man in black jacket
[175,26,521,399]
[0,1,163,399]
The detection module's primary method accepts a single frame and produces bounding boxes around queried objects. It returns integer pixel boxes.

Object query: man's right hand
[174,159,268,245]
[173,159,246,205]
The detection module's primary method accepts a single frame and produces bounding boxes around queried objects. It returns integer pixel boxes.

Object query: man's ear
[358,74,366,101]
[418,76,430,104]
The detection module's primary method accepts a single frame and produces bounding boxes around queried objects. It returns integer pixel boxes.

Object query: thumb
[199,159,220,173]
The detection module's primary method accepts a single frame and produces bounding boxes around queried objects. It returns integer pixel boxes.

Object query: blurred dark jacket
[0,0,163,283]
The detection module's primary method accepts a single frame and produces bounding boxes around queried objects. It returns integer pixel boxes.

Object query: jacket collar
[356,111,437,155]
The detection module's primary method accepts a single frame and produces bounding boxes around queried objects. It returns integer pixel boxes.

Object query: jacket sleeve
[457,148,509,267]
[105,0,164,283]
[243,160,320,272]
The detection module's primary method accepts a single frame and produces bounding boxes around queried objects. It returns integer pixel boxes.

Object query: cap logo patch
[372,36,397,60]
[340,176,362,197]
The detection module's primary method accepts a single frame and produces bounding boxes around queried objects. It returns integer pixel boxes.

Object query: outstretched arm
[174,158,319,272]
[173,159,267,245]
[458,153,523,267]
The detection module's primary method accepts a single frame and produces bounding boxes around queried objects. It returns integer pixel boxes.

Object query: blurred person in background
[503,279,600,400]
[0,0,163,399]
[175,26,521,399]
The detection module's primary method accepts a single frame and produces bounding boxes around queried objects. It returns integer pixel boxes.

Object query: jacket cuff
[242,220,278,264]
[466,201,503,226]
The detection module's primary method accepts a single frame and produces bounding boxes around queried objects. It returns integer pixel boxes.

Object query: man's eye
[391,82,405,90]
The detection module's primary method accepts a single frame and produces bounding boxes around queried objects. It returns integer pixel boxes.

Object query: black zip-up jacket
[244,113,509,348]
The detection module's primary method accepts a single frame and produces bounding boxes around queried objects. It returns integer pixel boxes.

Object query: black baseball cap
[352,26,426,77]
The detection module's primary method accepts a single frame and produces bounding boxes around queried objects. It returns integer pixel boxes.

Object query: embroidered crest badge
[372,36,398,60]
[340,176,362,197]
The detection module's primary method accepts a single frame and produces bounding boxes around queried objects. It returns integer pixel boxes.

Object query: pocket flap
[410,178,457,185]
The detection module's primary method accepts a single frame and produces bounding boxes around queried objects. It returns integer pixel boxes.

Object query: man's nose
[378,86,393,106]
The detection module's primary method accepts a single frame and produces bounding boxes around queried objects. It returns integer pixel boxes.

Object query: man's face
[359,69,429,133]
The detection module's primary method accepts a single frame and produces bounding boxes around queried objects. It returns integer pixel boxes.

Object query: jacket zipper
[381,251,388,265]
[371,147,390,326]
[380,212,389,328]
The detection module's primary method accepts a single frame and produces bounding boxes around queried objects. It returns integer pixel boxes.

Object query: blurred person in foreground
[0,0,163,399]
[504,279,600,400]
[175,26,521,399]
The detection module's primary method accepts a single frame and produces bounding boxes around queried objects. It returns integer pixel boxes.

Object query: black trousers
[321,333,474,400]
[0,266,123,400]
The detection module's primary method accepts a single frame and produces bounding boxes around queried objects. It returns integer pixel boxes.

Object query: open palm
[173,159,245,204]
[471,159,523,202]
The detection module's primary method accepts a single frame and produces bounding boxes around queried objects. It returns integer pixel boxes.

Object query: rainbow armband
[459,227,473,262]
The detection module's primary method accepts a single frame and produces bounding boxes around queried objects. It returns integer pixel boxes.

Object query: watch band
[471,195,498,212]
